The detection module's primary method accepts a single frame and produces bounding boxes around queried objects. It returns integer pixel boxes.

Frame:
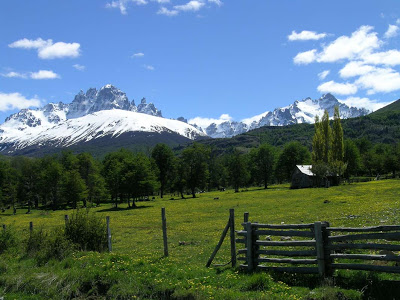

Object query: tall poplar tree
[332,106,344,162]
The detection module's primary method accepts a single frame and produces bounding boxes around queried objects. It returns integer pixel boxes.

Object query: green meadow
[1,179,400,299]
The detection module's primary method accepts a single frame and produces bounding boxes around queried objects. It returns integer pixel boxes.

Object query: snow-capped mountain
[191,94,370,138]
[0,85,204,154]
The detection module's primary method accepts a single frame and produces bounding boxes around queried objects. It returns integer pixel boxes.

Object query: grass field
[1,179,400,299]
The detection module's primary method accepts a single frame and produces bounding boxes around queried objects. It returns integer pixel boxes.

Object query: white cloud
[338,96,392,112]
[361,50,400,66]
[288,30,327,41]
[339,61,376,78]
[0,92,41,112]
[293,49,317,64]
[318,70,330,80]
[174,1,205,12]
[317,26,380,63]
[153,0,170,2]
[355,68,400,94]
[208,0,223,6]
[317,80,358,95]
[189,114,232,128]
[73,64,86,71]
[144,64,155,70]
[132,52,145,57]
[9,38,80,59]
[30,70,60,80]
[157,7,179,16]
[384,24,399,39]
[106,0,148,14]
[1,71,27,79]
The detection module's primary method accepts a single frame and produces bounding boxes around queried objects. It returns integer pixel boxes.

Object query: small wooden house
[291,165,314,189]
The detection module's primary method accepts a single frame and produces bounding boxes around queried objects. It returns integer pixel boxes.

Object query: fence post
[246,222,254,272]
[314,221,326,277]
[2,224,5,231]
[244,212,249,224]
[161,207,168,257]
[29,221,33,233]
[64,215,69,227]
[322,221,333,277]
[106,216,112,252]
[229,208,236,267]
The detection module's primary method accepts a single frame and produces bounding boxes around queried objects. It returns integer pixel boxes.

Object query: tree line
[1,108,400,211]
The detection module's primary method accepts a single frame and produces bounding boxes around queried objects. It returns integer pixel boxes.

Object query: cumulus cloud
[0,92,41,112]
[1,71,28,79]
[339,96,392,112]
[317,80,358,95]
[293,49,317,64]
[288,30,327,41]
[318,70,330,80]
[106,0,147,14]
[9,38,80,59]
[174,1,205,12]
[355,68,400,94]
[384,24,399,39]
[361,50,400,66]
[208,0,223,6]
[339,61,376,78]
[30,70,60,79]
[1,69,60,79]
[143,64,155,70]
[73,64,86,71]
[157,7,179,16]
[188,114,232,128]
[132,52,145,57]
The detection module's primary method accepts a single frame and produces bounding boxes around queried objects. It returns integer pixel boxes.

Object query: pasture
[1,179,400,299]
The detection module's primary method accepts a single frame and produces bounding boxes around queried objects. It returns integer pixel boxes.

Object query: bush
[26,227,74,265]
[65,209,108,252]
[0,227,17,254]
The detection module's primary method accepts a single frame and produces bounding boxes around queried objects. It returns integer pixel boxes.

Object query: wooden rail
[236,215,400,276]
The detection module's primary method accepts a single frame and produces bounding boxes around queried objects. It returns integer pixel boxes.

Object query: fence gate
[236,218,400,276]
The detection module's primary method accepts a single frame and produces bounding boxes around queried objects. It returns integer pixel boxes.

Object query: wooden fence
[236,219,400,276]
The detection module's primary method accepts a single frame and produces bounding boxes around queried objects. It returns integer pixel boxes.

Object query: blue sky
[1,0,400,125]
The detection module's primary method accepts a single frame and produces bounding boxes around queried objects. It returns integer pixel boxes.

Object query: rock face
[191,93,370,138]
[0,85,202,154]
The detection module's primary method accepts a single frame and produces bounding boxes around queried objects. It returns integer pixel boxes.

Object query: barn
[291,165,314,189]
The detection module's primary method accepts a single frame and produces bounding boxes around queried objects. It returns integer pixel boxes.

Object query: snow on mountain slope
[0,109,205,152]
[191,93,370,138]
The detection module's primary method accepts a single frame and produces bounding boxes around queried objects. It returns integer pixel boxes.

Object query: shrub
[26,227,74,265]
[0,227,17,254]
[65,209,108,252]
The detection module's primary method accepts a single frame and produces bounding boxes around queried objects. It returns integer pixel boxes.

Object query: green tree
[181,143,210,198]
[276,142,311,183]
[250,144,276,189]
[61,169,87,209]
[151,144,175,198]
[312,115,324,163]
[332,106,344,162]
[321,110,332,164]
[344,139,362,179]
[228,150,250,193]
[40,157,63,210]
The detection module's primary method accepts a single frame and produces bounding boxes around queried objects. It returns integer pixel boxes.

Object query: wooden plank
[238,249,246,255]
[29,221,33,232]
[327,225,400,232]
[250,223,314,229]
[257,258,318,265]
[246,222,254,272]
[161,208,168,257]
[256,240,316,247]
[329,232,400,242]
[236,238,246,244]
[314,222,325,277]
[229,208,236,268]
[257,265,319,274]
[257,249,316,257]
[331,253,400,262]
[206,219,230,267]
[328,243,400,251]
[106,216,112,252]
[332,263,400,273]
[238,257,247,261]
[255,230,314,238]
[236,230,247,236]
[64,215,69,227]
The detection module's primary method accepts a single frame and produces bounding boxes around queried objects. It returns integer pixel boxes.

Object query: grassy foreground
[1,180,400,299]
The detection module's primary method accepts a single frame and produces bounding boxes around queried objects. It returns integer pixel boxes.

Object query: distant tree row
[1,119,400,211]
